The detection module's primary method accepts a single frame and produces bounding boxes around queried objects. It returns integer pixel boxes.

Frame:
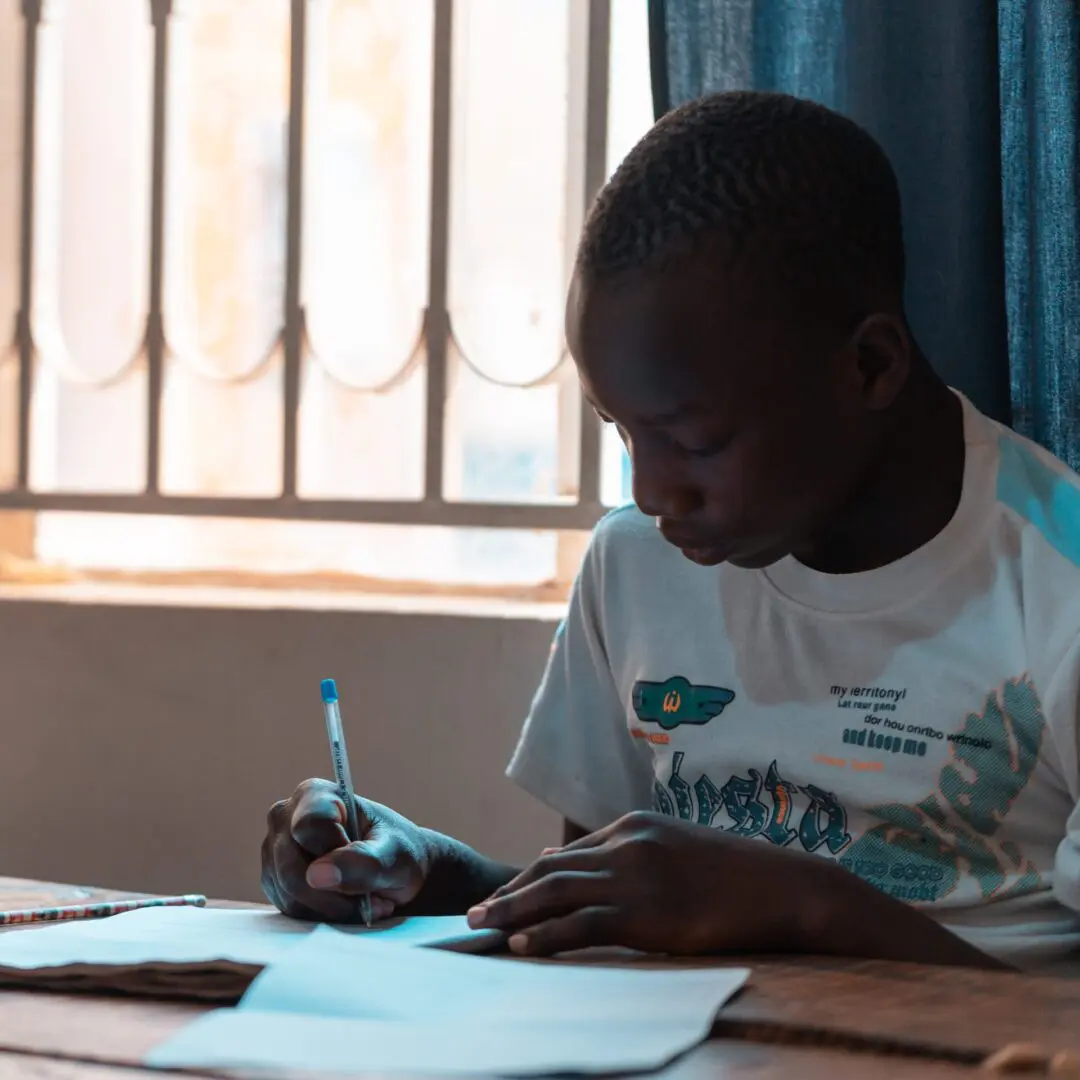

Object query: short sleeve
[1057,802,1080,915]
[1042,636,1080,915]
[506,527,654,831]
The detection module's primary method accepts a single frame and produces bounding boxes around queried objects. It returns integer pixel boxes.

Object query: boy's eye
[595,413,629,443]
[673,435,729,458]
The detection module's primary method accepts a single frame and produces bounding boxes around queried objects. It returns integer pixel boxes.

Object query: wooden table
[0,877,1076,1079]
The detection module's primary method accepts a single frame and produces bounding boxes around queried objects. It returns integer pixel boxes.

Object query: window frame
[0,0,614,537]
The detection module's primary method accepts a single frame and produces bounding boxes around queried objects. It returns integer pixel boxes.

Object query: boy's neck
[797,361,965,576]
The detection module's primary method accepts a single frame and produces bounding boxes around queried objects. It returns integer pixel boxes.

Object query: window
[0,0,651,590]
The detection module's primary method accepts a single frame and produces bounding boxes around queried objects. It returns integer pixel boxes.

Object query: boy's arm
[470,812,1014,968]
[406,828,521,914]
[410,820,592,911]
[799,856,1013,969]
[558,815,1010,967]
[406,821,588,914]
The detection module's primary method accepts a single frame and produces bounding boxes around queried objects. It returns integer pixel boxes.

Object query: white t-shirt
[508,393,1080,972]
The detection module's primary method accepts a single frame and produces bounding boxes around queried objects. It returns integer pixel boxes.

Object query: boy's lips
[678,545,730,566]
[656,520,736,564]
[658,528,731,565]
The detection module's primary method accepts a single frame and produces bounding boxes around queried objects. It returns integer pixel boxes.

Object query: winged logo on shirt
[632,676,736,730]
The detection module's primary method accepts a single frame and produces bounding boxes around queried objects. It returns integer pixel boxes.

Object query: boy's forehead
[568,264,786,412]
[572,258,785,352]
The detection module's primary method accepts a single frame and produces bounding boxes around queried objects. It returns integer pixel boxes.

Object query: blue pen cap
[320,678,339,703]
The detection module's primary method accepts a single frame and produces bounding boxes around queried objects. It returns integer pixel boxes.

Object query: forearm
[799,858,1012,970]
[403,828,519,915]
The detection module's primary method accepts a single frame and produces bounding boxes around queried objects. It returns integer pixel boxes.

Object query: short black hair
[577,91,906,323]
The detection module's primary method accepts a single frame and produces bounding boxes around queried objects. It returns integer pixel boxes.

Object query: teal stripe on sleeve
[997,434,1080,568]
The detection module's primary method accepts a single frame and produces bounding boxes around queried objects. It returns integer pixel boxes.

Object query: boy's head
[569,91,920,570]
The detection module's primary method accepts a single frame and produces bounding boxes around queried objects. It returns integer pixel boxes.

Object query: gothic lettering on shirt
[653,752,852,855]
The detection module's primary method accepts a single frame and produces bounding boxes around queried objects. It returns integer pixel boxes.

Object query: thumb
[306,817,421,896]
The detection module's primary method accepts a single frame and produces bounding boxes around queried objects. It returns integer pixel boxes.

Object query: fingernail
[508,933,529,955]
[306,862,342,889]
[466,905,487,927]
[541,847,559,856]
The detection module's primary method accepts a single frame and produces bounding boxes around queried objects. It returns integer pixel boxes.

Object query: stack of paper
[0,907,504,1001]
[148,925,750,1075]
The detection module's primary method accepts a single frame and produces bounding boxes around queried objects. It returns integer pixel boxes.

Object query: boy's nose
[632,469,701,520]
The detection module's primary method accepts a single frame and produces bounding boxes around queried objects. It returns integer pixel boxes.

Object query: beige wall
[0,593,562,902]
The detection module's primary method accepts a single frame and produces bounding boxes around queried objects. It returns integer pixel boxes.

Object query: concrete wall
[0,589,562,902]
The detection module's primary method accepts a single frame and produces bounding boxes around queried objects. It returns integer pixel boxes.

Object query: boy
[261,91,1080,972]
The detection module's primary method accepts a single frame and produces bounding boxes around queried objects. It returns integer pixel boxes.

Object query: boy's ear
[849,313,912,410]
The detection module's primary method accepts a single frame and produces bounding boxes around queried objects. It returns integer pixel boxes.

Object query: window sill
[0,573,568,621]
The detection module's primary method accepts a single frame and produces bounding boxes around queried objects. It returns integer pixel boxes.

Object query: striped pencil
[0,893,207,926]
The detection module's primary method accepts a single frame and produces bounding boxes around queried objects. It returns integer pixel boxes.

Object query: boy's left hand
[466,810,824,956]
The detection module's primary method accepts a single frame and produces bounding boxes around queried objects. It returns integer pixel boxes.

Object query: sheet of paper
[241,924,746,1024]
[147,1011,717,1076]
[0,907,501,974]
[147,926,749,1075]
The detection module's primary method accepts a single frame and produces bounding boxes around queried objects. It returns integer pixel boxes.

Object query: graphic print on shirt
[632,677,736,731]
[840,675,1047,905]
[652,752,852,855]
[829,682,994,763]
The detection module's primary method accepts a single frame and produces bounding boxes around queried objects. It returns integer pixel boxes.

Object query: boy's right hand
[261,779,434,923]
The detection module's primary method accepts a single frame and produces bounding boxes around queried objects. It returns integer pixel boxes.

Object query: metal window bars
[0,0,610,533]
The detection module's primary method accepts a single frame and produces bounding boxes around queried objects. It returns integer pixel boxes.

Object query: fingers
[536,827,611,862]
[260,831,290,912]
[468,868,609,931]
[485,846,604,902]
[289,779,353,857]
[306,839,405,896]
[263,779,385,923]
[264,827,373,923]
[263,781,428,922]
[305,810,429,905]
[552,811,660,856]
[507,907,620,957]
[556,825,612,853]
[360,895,397,921]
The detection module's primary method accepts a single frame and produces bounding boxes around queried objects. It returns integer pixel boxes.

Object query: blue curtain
[649,0,1080,468]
